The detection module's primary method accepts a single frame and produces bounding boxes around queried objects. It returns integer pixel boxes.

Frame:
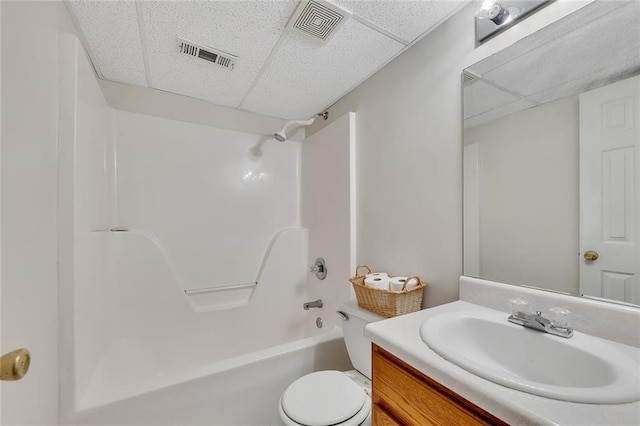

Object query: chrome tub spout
[303,299,323,310]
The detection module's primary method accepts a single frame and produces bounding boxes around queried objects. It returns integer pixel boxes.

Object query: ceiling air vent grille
[177,37,238,71]
[286,0,351,44]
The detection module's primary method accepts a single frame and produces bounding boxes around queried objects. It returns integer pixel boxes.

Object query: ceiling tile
[242,18,404,119]
[333,0,470,43]
[66,1,147,87]
[139,0,298,109]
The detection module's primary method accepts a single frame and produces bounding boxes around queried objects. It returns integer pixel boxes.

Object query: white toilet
[279,301,383,426]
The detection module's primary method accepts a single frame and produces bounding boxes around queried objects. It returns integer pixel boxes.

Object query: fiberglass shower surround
[63,51,318,410]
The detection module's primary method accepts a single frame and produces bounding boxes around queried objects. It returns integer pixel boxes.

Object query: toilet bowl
[279,302,383,426]
[279,370,371,426]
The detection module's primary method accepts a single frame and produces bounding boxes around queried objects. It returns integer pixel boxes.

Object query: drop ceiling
[464,0,640,129]
[66,0,469,120]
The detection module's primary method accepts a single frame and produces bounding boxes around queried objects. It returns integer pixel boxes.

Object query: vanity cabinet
[371,344,507,426]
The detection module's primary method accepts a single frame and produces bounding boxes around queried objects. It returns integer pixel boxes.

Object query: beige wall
[308,1,592,308]
[466,96,579,294]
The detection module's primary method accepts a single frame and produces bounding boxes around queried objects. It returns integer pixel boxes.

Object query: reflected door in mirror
[579,75,640,305]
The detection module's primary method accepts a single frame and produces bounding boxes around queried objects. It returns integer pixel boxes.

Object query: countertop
[364,301,640,425]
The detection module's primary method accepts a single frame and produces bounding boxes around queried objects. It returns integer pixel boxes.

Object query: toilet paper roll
[366,272,389,279]
[365,275,390,290]
[389,276,408,292]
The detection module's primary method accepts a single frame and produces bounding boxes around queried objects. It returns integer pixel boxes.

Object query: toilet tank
[338,301,384,379]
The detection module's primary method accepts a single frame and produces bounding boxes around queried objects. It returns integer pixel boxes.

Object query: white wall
[465,96,579,294]
[302,112,356,332]
[308,0,593,308]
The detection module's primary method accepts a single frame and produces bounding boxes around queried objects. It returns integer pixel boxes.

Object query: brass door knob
[583,250,599,262]
[0,348,31,381]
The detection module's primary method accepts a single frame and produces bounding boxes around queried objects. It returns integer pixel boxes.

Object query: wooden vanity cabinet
[371,344,508,426]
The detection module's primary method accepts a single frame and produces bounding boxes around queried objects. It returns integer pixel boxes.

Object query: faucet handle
[509,298,530,317]
[548,307,571,329]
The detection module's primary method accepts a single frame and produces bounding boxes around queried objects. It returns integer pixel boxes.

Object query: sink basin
[419,310,640,404]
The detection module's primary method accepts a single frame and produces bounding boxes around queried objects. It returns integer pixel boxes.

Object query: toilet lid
[281,371,366,426]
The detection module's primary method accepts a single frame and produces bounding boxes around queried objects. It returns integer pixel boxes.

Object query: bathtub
[62,229,353,424]
[71,329,352,425]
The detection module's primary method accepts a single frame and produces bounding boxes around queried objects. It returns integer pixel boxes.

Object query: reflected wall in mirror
[463,0,640,306]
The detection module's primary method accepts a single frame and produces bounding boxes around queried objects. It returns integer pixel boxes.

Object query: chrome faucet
[303,299,323,310]
[508,304,573,338]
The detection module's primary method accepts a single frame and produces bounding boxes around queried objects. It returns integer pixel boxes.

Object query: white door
[1,1,61,424]
[579,75,640,305]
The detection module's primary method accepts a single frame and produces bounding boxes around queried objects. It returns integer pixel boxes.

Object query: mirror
[463,1,640,306]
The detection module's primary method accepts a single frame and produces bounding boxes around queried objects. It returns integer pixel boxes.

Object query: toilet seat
[280,371,371,426]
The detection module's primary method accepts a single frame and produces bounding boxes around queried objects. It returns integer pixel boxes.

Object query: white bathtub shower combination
[73,331,351,425]
[58,36,355,424]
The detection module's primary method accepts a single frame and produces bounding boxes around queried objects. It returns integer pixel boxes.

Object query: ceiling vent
[177,37,238,71]
[286,0,351,44]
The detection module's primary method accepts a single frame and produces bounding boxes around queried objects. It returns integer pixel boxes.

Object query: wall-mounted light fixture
[477,0,515,25]
[476,0,553,45]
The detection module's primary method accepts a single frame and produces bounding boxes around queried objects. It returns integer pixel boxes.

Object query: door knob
[583,250,599,262]
[0,348,31,381]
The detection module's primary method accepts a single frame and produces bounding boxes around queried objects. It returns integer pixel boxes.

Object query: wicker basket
[349,265,425,318]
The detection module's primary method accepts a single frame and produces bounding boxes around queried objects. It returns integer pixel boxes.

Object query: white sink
[419,310,640,404]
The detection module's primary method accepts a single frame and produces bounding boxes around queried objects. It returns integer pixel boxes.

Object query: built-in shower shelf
[184,282,258,312]
[184,282,257,295]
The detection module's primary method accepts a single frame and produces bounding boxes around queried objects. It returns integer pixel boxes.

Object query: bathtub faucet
[303,299,323,310]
